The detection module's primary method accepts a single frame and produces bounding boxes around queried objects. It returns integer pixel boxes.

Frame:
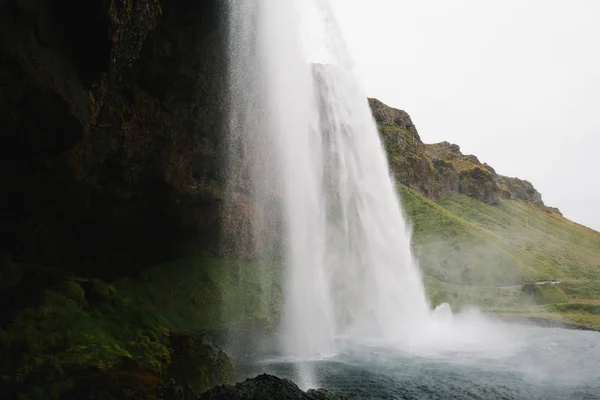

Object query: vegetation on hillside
[0,257,258,399]
[398,184,600,330]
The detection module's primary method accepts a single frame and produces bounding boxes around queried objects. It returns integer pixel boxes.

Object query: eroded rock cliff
[0,0,229,279]
[370,98,558,213]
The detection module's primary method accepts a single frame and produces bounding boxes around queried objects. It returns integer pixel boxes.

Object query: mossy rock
[60,280,88,309]
[165,332,235,398]
[114,256,284,332]
[0,286,171,399]
[86,278,117,305]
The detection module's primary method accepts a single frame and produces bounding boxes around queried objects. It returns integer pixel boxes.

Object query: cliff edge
[369,98,559,214]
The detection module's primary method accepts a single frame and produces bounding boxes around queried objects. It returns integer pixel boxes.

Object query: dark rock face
[200,374,348,400]
[0,0,228,279]
[0,3,283,396]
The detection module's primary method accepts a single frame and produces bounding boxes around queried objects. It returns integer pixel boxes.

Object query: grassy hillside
[399,184,600,329]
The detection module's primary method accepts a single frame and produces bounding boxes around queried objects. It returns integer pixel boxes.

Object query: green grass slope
[399,184,600,329]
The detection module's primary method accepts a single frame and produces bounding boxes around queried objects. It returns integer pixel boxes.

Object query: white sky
[329,0,600,231]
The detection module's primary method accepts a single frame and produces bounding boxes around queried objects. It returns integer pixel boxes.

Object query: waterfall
[225,0,431,365]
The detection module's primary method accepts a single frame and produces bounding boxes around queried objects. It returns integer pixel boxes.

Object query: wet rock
[199,374,348,400]
[164,332,235,398]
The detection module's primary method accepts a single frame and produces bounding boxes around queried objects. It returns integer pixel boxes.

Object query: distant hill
[370,98,600,329]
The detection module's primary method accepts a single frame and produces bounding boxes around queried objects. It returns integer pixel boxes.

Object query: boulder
[200,374,348,400]
[164,332,235,398]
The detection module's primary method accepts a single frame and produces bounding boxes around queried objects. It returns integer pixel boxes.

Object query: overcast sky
[328,0,600,231]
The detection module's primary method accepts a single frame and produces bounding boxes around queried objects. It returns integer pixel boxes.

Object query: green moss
[378,124,420,162]
[166,332,235,397]
[60,280,88,309]
[423,143,481,173]
[114,256,284,333]
[0,254,284,397]
[0,287,171,398]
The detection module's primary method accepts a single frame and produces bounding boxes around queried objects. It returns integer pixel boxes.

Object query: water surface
[236,326,600,399]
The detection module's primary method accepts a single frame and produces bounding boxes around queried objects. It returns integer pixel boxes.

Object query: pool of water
[234,325,600,399]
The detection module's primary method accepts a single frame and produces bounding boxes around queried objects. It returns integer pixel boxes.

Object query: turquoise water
[236,326,600,399]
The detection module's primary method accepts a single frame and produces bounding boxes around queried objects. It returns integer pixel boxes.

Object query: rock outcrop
[200,374,348,400]
[369,98,558,212]
[164,332,236,398]
[369,98,460,201]
[0,0,230,279]
[425,141,499,205]
[497,175,543,205]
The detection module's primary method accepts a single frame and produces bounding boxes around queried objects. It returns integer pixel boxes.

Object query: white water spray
[226,0,518,386]
[227,0,429,353]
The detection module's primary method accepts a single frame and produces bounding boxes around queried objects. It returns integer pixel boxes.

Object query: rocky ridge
[369,98,559,213]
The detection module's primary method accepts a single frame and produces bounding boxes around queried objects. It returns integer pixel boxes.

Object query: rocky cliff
[0,3,246,397]
[369,98,558,213]
[0,0,231,279]
[0,2,571,398]
[0,0,557,281]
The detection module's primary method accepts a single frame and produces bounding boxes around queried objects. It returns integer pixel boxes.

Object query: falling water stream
[227,0,431,355]
[225,0,600,396]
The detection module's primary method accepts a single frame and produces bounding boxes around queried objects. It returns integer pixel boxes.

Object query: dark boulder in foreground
[200,374,348,400]
[164,332,236,398]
